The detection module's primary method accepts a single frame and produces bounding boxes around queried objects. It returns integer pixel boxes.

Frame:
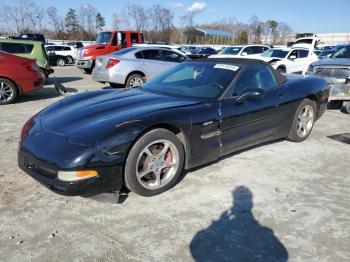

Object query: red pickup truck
[76,30,143,73]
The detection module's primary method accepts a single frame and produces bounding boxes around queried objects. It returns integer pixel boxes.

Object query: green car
[0,39,53,82]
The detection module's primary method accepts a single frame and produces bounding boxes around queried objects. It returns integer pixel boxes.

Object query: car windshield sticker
[214,64,240,71]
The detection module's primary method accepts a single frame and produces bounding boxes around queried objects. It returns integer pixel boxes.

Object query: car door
[139,49,167,80]
[286,50,299,73]
[219,64,292,155]
[295,49,310,73]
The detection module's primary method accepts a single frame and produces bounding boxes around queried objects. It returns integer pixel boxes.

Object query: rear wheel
[124,129,185,196]
[125,74,145,88]
[0,78,17,105]
[287,98,316,142]
[67,56,74,64]
[341,102,350,114]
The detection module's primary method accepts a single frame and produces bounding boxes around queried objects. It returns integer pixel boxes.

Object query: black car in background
[48,52,71,67]
[188,47,217,59]
[9,33,46,43]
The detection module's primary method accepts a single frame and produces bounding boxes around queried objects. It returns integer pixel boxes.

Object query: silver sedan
[92,47,189,87]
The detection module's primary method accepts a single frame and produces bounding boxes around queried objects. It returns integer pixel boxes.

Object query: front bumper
[76,59,94,69]
[18,147,124,196]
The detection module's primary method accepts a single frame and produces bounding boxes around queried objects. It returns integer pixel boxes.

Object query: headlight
[57,170,98,182]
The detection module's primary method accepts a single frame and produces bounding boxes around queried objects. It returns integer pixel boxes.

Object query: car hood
[311,58,350,67]
[40,88,201,138]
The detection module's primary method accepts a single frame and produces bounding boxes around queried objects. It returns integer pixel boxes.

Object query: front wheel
[124,129,185,196]
[287,98,316,142]
[0,78,17,105]
[57,58,65,67]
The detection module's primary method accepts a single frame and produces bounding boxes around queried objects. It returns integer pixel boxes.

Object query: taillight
[22,61,38,71]
[106,58,120,69]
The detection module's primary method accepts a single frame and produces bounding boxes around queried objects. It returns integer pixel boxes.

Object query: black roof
[195,57,287,84]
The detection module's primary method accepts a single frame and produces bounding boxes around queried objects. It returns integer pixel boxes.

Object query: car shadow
[47,76,83,84]
[15,87,78,103]
[176,138,285,186]
[328,133,350,145]
[190,186,289,262]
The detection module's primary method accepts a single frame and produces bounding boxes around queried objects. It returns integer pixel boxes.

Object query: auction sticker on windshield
[214,64,240,71]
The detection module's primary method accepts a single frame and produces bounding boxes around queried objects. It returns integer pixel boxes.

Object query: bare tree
[47,6,60,34]
[128,4,148,31]
[111,14,123,31]
[149,5,174,43]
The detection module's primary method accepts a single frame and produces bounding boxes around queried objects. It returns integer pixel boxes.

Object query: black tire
[38,68,47,84]
[0,78,17,105]
[83,68,92,74]
[67,56,74,64]
[124,128,185,196]
[287,98,316,142]
[277,67,286,74]
[341,102,350,114]
[328,100,343,109]
[125,74,145,88]
[57,58,65,67]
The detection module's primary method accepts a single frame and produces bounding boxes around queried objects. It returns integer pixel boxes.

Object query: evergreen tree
[95,12,106,32]
[65,8,79,37]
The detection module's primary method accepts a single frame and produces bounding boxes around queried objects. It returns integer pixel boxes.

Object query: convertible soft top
[197,57,287,84]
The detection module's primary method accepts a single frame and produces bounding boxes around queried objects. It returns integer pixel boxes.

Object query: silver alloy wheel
[129,76,144,87]
[136,139,179,190]
[0,81,14,102]
[57,59,65,67]
[296,105,314,138]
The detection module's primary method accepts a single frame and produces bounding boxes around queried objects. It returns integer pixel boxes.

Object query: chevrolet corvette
[18,58,329,197]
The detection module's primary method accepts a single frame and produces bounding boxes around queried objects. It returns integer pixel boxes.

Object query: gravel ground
[0,66,349,262]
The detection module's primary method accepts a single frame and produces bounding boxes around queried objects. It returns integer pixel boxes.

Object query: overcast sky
[3,0,350,33]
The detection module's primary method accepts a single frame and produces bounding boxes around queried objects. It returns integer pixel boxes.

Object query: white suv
[45,45,77,63]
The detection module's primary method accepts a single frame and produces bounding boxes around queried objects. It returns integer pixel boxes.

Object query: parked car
[257,47,318,73]
[92,47,189,87]
[188,47,217,59]
[76,30,144,74]
[0,51,44,104]
[306,45,350,113]
[45,45,77,63]
[66,41,84,49]
[0,39,53,83]
[19,58,329,197]
[47,52,71,67]
[210,45,270,58]
[9,33,45,43]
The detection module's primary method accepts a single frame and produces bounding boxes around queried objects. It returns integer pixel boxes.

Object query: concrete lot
[0,66,349,262]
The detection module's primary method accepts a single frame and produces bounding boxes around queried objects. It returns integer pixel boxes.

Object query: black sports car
[18,58,329,197]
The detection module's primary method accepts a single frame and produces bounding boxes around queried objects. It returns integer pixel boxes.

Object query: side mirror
[117,32,122,46]
[241,52,248,56]
[236,89,265,102]
[289,55,297,60]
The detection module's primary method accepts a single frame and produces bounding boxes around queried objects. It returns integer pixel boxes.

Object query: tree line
[0,0,293,45]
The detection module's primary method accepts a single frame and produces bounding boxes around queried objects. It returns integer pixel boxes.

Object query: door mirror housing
[117,32,122,46]
[236,89,265,102]
[241,52,248,56]
[289,55,297,60]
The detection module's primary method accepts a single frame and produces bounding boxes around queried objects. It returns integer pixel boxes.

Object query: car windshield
[331,46,350,58]
[142,62,240,99]
[222,47,242,55]
[96,32,112,45]
[261,49,289,58]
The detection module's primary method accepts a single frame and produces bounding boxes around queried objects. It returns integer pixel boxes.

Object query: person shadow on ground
[190,186,288,262]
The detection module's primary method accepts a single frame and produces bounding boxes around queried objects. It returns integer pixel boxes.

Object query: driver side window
[233,64,277,96]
